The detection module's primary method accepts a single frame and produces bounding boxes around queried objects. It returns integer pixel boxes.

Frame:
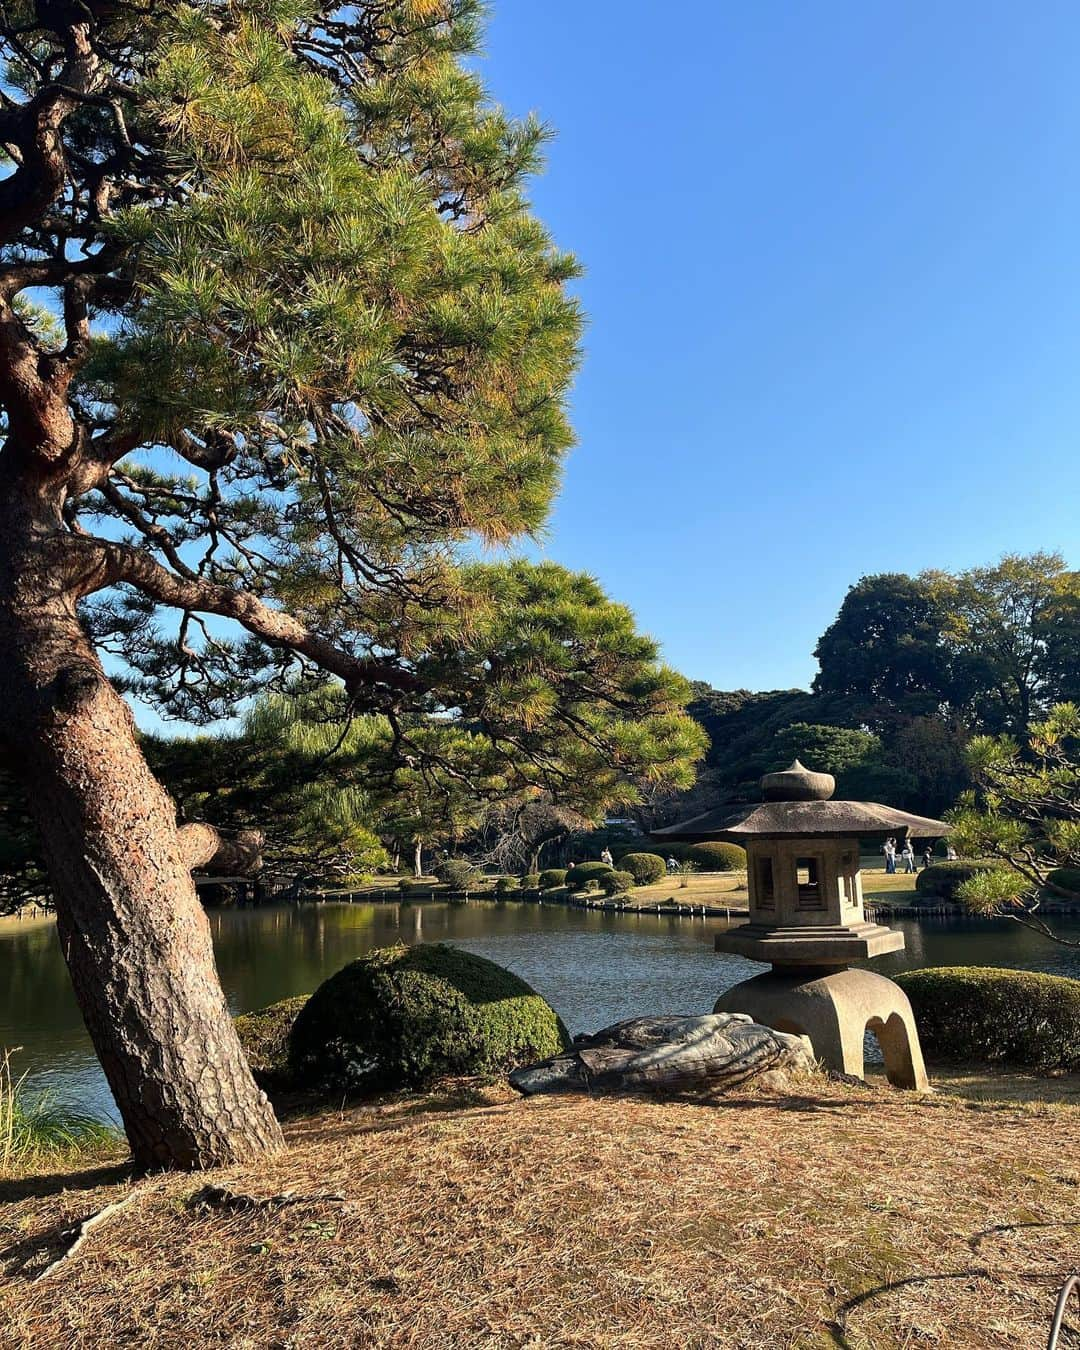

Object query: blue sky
[476,1,1080,692]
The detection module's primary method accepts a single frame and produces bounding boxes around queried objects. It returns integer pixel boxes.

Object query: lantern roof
[653,760,951,842]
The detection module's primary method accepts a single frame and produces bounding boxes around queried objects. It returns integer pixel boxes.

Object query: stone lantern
[654,760,949,1090]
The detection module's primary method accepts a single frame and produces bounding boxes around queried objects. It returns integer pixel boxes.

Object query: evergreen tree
[0,3,701,1168]
[812,573,953,721]
[949,704,1080,947]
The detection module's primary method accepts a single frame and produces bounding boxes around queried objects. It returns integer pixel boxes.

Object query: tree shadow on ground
[0,1161,131,1205]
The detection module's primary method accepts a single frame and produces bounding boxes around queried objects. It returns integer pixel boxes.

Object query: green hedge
[436,859,481,889]
[1047,868,1080,898]
[234,995,310,1090]
[537,868,568,890]
[896,966,1080,1070]
[565,861,613,890]
[600,870,634,896]
[520,873,541,891]
[616,843,690,863]
[686,841,746,872]
[619,852,666,885]
[289,943,570,1090]
[915,861,996,901]
[494,876,520,895]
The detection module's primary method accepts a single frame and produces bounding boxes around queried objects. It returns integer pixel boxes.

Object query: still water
[4,900,1080,1123]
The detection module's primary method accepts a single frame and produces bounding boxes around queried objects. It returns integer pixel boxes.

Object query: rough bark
[178,824,265,876]
[0,490,283,1169]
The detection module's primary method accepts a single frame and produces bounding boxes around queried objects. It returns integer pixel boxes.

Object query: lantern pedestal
[654,759,948,1091]
[714,966,928,1089]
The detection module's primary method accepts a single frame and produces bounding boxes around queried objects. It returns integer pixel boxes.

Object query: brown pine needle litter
[2,1079,1079,1348]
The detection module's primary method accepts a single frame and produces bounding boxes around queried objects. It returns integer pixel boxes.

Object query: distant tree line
[652,551,1080,824]
[2,550,1077,906]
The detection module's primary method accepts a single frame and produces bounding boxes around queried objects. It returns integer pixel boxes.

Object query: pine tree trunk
[413,837,423,878]
[0,498,284,1170]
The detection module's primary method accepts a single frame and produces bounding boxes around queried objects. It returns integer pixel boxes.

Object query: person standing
[901,839,916,873]
[600,846,614,867]
[884,837,897,874]
[921,845,934,871]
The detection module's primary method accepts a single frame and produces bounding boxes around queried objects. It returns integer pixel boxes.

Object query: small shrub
[915,861,996,901]
[619,843,691,863]
[234,995,310,1090]
[398,878,424,894]
[435,859,480,889]
[494,876,520,895]
[686,842,746,872]
[1047,867,1080,898]
[565,861,613,891]
[619,852,666,886]
[289,943,570,1089]
[896,966,1080,1070]
[600,870,634,896]
[537,868,568,891]
[520,873,541,890]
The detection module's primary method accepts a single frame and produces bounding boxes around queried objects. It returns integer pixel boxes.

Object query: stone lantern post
[654,760,950,1089]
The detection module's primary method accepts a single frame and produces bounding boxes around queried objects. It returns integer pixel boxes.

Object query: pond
[4,899,1080,1123]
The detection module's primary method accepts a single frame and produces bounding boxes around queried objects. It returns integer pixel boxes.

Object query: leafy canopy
[0,1,702,817]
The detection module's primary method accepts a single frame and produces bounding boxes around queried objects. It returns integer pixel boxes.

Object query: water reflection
[2,901,1079,1122]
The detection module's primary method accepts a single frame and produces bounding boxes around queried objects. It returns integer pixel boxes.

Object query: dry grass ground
[2,1078,1078,1349]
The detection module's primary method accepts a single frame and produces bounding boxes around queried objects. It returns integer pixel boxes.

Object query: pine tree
[0,3,701,1167]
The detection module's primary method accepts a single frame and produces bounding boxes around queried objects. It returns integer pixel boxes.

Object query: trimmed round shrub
[289,944,570,1089]
[600,869,634,897]
[686,842,746,872]
[494,876,520,896]
[565,861,614,891]
[1047,868,1080,898]
[435,858,481,889]
[234,995,310,1090]
[537,868,568,891]
[619,852,666,886]
[619,843,691,863]
[398,877,424,894]
[915,861,996,901]
[520,873,541,891]
[896,966,1080,1070]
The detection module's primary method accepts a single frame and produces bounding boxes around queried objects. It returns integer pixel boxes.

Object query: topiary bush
[619,852,666,886]
[494,876,520,895]
[435,858,481,889]
[520,873,541,891]
[896,966,1080,1070]
[234,995,310,1090]
[915,861,996,901]
[620,843,690,863]
[1047,868,1080,898]
[398,878,424,894]
[537,868,568,891]
[600,869,634,897]
[288,944,570,1089]
[686,842,746,872]
[565,861,613,891]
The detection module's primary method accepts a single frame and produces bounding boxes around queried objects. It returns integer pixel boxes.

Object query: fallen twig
[34,1192,137,1282]
[186,1185,345,1213]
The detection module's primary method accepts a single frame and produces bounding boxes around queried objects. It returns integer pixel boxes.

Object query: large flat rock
[509,1013,814,1098]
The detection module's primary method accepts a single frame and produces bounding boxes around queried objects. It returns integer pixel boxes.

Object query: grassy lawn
[2,1080,1078,1348]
